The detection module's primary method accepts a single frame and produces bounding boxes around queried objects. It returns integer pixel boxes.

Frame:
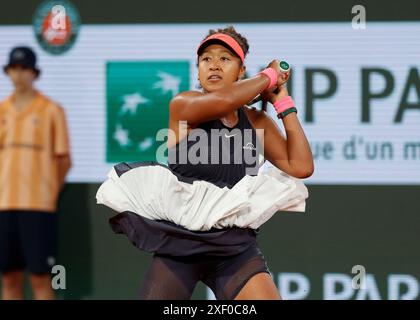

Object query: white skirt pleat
[96,163,308,231]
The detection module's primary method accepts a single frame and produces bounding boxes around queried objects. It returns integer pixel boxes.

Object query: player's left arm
[260,111,314,179]
[245,104,313,179]
[52,104,72,188]
[56,155,71,188]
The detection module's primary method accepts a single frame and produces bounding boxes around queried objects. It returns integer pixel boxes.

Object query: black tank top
[168,106,263,189]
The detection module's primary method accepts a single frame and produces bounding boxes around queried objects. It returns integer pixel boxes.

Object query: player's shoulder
[0,95,13,110]
[172,90,202,101]
[170,90,203,113]
[39,93,65,113]
[243,105,280,131]
[243,105,270,123]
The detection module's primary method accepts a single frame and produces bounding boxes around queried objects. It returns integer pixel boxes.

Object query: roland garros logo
[32,0,81,55]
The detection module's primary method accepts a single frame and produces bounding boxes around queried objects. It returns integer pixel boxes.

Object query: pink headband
[197,33,245,63]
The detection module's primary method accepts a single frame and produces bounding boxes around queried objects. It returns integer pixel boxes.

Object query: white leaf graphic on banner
[120,92,149,115]
[138,137,154,151]
[113,124,131,147]
[153,71,181,96]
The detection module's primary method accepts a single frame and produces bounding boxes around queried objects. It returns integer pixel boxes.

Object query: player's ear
[238,65,246,80]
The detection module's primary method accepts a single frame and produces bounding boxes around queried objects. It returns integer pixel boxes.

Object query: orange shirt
[0,91,70,212]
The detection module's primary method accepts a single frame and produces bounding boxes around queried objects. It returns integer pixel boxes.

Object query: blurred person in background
[0,46,71,300]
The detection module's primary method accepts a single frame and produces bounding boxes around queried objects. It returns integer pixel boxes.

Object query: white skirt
[96,162,308,231]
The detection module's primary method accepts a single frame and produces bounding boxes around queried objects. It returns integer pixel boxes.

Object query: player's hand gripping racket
[249,60,290,111]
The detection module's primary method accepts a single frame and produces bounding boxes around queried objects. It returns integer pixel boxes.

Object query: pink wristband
[260,68,278,89]
[273,96,295,113]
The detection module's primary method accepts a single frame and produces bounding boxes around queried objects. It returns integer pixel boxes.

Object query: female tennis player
[97,26,314,300]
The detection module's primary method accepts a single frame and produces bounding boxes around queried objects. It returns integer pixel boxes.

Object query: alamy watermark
[51,5,67,31]
[351,265,366,290]
[51,265,66,290]
[351,5,367,30]
[155,121,266,175]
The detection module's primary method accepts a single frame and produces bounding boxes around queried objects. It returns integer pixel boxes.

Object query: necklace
[220,111,239,128]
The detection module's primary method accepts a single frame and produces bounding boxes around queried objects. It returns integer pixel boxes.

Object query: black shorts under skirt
[110,211,259,257]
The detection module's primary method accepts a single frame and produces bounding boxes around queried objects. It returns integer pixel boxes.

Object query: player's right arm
[169,75,269,126]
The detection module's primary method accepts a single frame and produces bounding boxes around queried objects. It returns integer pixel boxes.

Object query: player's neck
[12,87,37,111]
[220,110,239,128]
[13,86,36,99]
